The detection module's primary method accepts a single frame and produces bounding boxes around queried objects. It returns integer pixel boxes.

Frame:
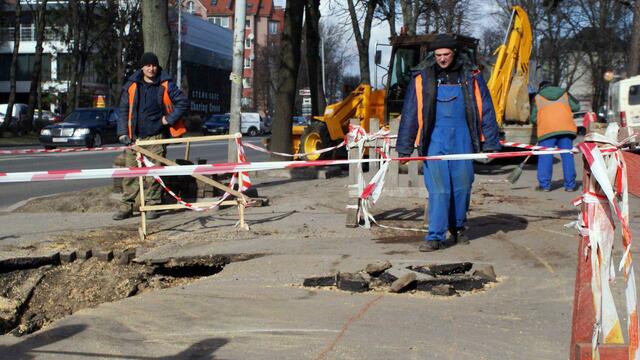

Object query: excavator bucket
[505,73,530,123]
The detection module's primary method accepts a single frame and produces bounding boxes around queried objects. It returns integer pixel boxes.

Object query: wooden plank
[135,134,238,146]
[370,118,380,173]
[140,201,238,211]
[132,145,246,201]
[137,149,147,237]
[387,120,400,188]
[349,118,360,185]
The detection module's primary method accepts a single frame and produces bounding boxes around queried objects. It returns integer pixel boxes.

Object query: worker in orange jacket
[530,81,581,192]
[113,52,188,220]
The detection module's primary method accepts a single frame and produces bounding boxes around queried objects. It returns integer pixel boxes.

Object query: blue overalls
[423,83,474,242]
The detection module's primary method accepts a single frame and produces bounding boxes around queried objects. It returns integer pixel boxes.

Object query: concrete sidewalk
[0,157,638,359]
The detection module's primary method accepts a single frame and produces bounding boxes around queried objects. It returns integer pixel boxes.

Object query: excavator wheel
[299,121,332,161]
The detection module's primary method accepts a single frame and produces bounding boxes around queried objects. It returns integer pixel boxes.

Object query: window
[245,38,251,49]
[244,58,251,68]
[186,1,194,13]
[268,21,278,34]
[210,0,217,5]
[243,78,252,89]
[0,54,51,81]
[245,19,251,29]
[629,85,640,106]
[208,16,229,28]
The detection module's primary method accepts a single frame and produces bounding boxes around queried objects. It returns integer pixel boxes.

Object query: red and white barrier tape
[571,139,639,358]
[0,149,581,184]
[137,136,251,212]
[0,145,129,155]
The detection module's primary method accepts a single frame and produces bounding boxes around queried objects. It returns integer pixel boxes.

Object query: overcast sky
[272,0,502,86]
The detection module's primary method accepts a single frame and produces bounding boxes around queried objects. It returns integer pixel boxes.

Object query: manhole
[303,261,497,296]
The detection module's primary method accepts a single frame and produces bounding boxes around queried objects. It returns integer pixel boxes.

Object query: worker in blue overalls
[397,34,501,252]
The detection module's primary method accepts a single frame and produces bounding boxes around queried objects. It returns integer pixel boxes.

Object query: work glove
[118,135,131,145]
[398,153,411,165]
[475,149,499,164]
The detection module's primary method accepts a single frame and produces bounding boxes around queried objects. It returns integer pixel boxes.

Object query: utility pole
[177,1,182,89]
[228,0,246,162]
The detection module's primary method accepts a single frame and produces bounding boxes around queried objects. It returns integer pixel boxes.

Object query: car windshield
[64,110,108,125]
[293,117,308,125]
[208,115,229,123]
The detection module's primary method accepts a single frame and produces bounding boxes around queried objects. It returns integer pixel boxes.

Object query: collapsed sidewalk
[0,157,638,359]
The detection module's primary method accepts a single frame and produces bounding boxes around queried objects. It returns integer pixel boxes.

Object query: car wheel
[44,145,56,150]
[248,127,258,137]
[91,133,102,148]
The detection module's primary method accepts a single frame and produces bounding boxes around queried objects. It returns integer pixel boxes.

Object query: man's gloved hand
[398,153,411,165]
[118,135,131,145]
[475,149,499,164]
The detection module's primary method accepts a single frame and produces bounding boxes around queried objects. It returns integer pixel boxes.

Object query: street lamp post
[177,1,182,89]
[228,0,246,162]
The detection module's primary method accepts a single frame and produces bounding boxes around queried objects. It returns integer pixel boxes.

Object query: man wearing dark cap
[396,34,500,252]
[113,52,189,220]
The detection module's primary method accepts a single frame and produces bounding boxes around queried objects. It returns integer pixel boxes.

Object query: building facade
[202,0,284,115]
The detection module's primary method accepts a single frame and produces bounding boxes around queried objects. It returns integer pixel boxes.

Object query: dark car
[202,114,230,135]
[39,108,119,149]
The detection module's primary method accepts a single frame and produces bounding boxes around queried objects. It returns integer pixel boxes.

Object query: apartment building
[202,0,284,113]
[0,0,76,108]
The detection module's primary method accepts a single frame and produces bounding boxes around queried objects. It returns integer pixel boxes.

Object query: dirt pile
[14,186,120,213]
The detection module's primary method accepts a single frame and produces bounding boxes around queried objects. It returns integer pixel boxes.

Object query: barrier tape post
[133,134,249,238]
[570,137,638,360]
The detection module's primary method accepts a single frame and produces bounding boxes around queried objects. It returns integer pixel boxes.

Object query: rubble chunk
[408,262,473,276]
[472,265,497,282]
[365,261,393,276]
[337,273,369,293]
[389,273,417,293]
[60,251,77,264]
[303,275,337,287]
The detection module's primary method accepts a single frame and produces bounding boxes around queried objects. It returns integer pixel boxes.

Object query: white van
[240,112,262,136]
[607,75,640,142]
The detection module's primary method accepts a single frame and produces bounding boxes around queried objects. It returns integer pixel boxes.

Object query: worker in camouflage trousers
[113,52,188,221]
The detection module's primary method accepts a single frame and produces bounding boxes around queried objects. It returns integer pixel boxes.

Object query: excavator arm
[486,6,533,127]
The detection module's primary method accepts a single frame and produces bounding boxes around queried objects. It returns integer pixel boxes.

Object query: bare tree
[401,0,421,35]
[627,0,640,75]
[321,21,356,103]
[141,0,171,68]
[25,0,50,133]
[1,2,21,134]
[271,1,305,158]
[375,0,398,37]
[345,0,378,84]
[420,0,475,34]
[305,0,326,116]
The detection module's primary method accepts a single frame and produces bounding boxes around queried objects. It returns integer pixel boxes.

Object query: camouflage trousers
[119,134,166,212]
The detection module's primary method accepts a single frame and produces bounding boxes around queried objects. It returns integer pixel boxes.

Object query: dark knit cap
[430,34,458,51]
[140,52,159,67]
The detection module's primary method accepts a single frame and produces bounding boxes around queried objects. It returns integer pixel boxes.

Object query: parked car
[202,114,230,135]
[33,109,62,131]
[39,107,119,149]
[240,112,262,136]
[0,103,28,128]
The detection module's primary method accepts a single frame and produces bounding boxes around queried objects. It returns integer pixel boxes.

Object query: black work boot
[419,241,443,252]
[450,227,470,245]
[112,208,133,221]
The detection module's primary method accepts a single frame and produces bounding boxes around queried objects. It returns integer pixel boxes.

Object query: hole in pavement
[0,252,259,336]
[303,261,498,296]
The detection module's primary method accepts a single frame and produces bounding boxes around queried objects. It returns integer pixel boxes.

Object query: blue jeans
[537,135,576,190]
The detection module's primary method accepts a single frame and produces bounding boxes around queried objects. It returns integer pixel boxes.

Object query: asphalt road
[0,137,270,209]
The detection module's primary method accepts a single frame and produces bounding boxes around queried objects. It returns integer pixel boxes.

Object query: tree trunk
[141,0,171,68]
[26,0,49,133]
[270,1,305,159]
[346,0,377,84]
[628,0,640,76]
[66,0,80,113]
[2,3,21,133]
[305,0,326,117]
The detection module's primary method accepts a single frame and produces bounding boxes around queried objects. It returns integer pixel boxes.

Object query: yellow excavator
[295,6,534,159]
